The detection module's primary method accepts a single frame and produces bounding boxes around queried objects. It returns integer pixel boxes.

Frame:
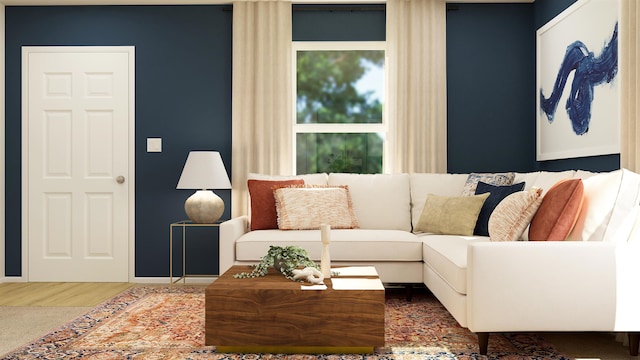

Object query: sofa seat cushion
[236,229,422,262]
[420,234,490,295]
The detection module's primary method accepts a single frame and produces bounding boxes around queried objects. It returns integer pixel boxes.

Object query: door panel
[24,47,133,282]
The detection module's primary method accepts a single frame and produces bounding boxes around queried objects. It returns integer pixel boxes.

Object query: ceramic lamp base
[184,190,224,223]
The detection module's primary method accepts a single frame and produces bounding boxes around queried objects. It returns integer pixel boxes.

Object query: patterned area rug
[2,286,569,359]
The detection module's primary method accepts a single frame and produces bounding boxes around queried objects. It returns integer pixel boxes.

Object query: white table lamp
[177,151,232,223]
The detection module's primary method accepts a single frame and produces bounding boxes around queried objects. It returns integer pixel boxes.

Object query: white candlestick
[320,224,331,278]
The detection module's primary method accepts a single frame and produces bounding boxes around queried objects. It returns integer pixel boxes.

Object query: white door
[23,47,134,282]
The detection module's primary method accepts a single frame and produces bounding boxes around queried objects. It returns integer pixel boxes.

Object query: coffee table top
[212,265,383,291]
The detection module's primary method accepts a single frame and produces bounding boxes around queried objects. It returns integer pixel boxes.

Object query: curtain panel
[386,0,448,174]
[615,3,638,345]
[620,0,640,172]
[231,0,293,217]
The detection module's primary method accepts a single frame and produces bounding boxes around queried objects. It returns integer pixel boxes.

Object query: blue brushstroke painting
[540,22,618,136]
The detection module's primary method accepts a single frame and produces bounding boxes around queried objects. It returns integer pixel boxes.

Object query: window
[293,42,387,174]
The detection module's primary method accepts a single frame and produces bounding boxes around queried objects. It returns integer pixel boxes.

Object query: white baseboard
[132,276,217,285]
[0,276,217,284]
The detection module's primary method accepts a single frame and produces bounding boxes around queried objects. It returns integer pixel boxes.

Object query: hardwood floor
[0,282,132,307]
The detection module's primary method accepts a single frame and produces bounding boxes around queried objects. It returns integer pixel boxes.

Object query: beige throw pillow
[415,193,490,236]
[274,185,359,230]
[488,187,543,241]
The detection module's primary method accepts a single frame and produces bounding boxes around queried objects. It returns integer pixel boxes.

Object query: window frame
[292,41,390,174]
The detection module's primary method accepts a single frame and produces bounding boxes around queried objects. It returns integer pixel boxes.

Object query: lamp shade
[177,151,231,190]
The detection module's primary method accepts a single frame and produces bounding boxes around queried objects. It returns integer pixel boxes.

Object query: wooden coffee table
[205,265,385,354]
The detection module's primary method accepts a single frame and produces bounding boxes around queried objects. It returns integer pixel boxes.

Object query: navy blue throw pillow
[473,181,525,236]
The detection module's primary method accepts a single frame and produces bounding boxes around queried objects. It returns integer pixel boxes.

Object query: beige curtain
[231,0,293,217]
[386,0,447,174]
[620,0,640,172]
[617,0,639,346]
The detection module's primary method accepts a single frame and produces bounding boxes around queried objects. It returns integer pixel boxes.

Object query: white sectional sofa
[220,170,640,355]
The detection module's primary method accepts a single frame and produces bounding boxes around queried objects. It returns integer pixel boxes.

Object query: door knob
[116,176,125,184]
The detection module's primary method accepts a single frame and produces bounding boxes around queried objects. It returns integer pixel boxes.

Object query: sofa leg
[477,332,489,355]
[629,332,640,356]
[405,284,413,302]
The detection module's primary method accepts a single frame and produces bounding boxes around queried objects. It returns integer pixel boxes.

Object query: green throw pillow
[415,193,490,236]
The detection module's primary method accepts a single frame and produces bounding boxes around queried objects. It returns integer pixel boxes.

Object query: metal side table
[169,220,221,284]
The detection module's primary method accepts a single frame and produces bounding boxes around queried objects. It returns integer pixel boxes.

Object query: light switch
[147,138,162,153]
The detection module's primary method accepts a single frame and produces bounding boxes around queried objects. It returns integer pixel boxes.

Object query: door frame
[21,46,136,282]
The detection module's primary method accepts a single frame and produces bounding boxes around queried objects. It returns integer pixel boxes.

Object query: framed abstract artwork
[536,0,620,161]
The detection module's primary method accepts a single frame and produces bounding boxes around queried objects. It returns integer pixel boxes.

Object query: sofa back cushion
[514,170,577,240]
[328,173,411,231]
[567,170,621,241]
[601,170,640,242]
[409,173,469,230]
[568,169,640,242]
[248,179,304,230]
[488,187,543,241]
[415,193,490,236]
[461,172,515,196]
[473,181,525,236]
[247,173,328,228]
[274,185,359,230]
[248,172,329,185]
[513,170,576,193]
[528,179,584,241]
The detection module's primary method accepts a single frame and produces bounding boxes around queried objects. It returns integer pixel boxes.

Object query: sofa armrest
[466,241,617,332]
[219,216,249,275]
[614,242,640,330]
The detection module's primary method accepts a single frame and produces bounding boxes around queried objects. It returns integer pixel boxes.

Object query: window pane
[296,50,384,124]
[296,133,383,174]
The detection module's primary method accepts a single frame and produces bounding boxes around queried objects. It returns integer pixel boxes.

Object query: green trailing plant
[233,245,319,281]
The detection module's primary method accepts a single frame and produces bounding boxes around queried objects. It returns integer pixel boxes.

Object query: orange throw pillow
[528,179,584,241]
[248,179,304,230]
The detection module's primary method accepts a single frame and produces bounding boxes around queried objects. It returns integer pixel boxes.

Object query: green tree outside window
[295,48,385,174]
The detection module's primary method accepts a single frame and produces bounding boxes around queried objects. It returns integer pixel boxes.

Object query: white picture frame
[536,0,620,161]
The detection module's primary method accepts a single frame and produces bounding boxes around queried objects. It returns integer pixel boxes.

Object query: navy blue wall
[293,4,385,41]
[7,3,609,277]
[533,0,620,172]
[534,0,576,27]
[293,4,537,174]
[446,3,535,173]
[5,6,232,277]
